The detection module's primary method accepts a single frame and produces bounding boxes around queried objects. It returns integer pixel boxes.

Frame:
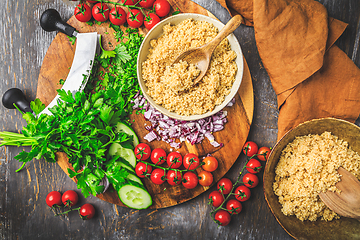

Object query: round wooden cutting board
[36,0,254,209]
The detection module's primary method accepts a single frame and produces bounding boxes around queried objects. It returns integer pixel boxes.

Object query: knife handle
[2,88,33,113]
[40,9,77,37]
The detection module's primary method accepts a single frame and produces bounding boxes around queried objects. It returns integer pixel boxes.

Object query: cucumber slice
[118,184,152,209]
[127,173,143,186]
[119,162,135,173]
[109,143,136,168]
[115,122,139,147]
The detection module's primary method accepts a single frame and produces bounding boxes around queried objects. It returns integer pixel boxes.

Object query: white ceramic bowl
[137,13,244,121]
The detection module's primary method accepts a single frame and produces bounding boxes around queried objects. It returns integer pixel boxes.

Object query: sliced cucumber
[119,162,135,173]
[118,184,152,209]
[127,173,143,186]
[115,122,139,147]
[109,143,136,168]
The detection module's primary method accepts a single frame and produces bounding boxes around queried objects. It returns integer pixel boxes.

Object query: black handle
[2,88,32,113]
[40,9,77,37]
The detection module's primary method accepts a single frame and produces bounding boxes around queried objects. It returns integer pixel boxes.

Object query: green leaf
[30,98,46,115]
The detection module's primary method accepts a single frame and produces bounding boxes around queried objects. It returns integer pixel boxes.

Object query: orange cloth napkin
[216,0,360,140]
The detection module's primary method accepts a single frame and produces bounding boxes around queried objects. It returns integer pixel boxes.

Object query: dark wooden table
[1,0,359,239]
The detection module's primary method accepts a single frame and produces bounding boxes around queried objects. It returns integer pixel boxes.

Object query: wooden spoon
[171,14,243,93]
[319,167,360,221]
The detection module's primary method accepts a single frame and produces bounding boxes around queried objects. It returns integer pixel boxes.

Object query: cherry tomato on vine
[183,153,200,170]
[182,172,198,189]
[135,162,152,178]
[202,156,218,172]
[242,173,259,188]
[234,185,251,202]
[62,190,78,207]
[167,152,182,169]
[217,178,233,195]
[79,203,96,220]
[134,143,151,160]
[121,0,139,5]
[139,0,155,8]
[144,13,160,30]
[257,146,271,161]
[153,0,171,17]
[126,9,144,28]
[151,148,166,165]
[198,171,213,186]
[46,191,62,208]
[150,168,166,185]
[245,159,262,174]
[215,210,231,226]
[242,141,258,157]
[166,170,182,186]
[226,199,242,215]
[208,191,224,207]
[109,6,126,26]
[92,3,109,22]
[74,3,92,22]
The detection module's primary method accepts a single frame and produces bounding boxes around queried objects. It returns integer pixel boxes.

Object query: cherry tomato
[126,9,144,28]
[215,210,231,226]
[182,172,198,189]
[79,203,96,220]
[109,6,126,26]
[87,0,98,3]
[139,0,155,8]
[150,168,166,185]
[198,171,213,186]
[234,185,251,202]
[242,173,259,188]
[217,178,233,195]
[208,191,224,207]
[183,153,200,170]
[151,148,166,165]
[74,3,92,22]
[92,3,109,22]
[62,190,78,207]
[153,0,171,17]
[121,0,139,5]
[257,146,271,161]
[226,199,242,215]
[166,170,182,186]
[167,152,182,169]
[144,13,161,30]
[242,141,258,157]
[202,156,218,172]
[46,191,62,208]
[134,143,151,160]
[135,162,152,178]
[245,159,262,174]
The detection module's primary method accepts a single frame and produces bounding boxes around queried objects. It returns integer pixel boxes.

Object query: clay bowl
[263,118,360,240]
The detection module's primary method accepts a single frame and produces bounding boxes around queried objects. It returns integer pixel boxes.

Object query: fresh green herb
[59,79,65,85]
[67,36,76,45]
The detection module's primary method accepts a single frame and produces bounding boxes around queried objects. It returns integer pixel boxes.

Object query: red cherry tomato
[134,143,151,160]
[74,3,92,22]
[79,203,96,220]
[198,171,213,186]
[245,159,262,174]
[166,170,182,186]
[183,153,200,170]
[153,0,171,17]
[257,146,271,161]
[242,173,259,188]
[151,148,166,165]
[144,13,161,30]
[202,156,218,172]
[226,199,242,215]
[217,178,233,195]
[92,3,109,22]
[150,168,166,185]
[121,0,139,5]
[215,210,231,226]
[135,162,152,178]
[126,9,144,28]
[109,6,126,26]
[166,152,182,169]
[61,190,78,207]
[242,141,258,157]
[208,191,224,207]
[46,191,62,208]
[87,1,98,3]
[234,185,251,202]
[139,0,155,8]
[182,172,198,189]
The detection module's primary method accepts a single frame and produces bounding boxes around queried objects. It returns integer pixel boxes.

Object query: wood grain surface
[1,0,359,239]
